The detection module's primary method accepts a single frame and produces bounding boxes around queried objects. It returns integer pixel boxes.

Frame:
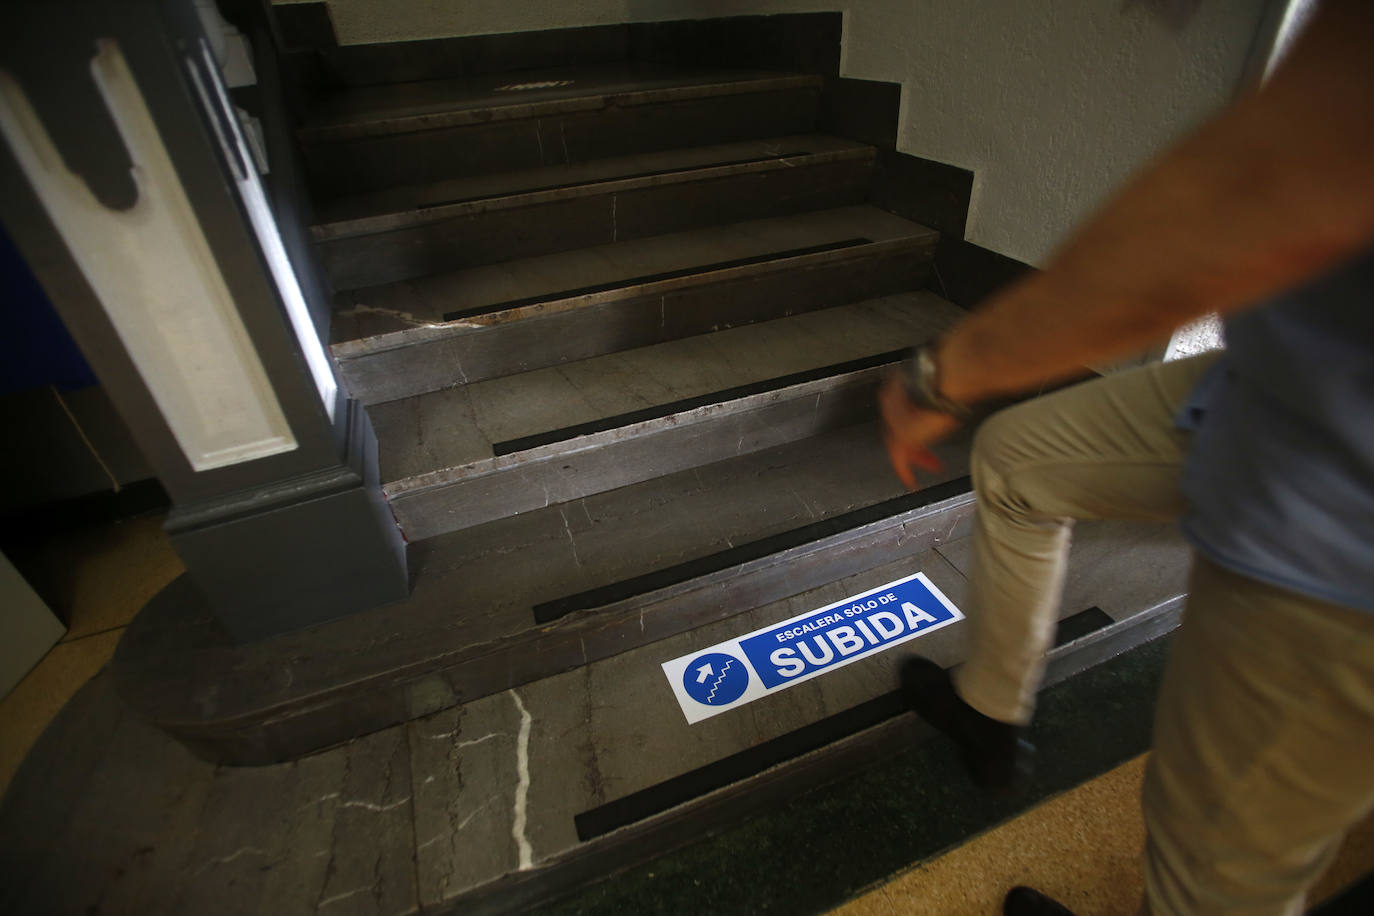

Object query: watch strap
[901,344,973,419]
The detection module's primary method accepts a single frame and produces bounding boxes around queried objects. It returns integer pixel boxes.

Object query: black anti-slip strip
[441,237,873,322]
[421,151,811,210]
[532,475,969,624]
[574,690,906,841]
[495,346,910,458]
[572,604,1119,841]
[1054,605,1112,646]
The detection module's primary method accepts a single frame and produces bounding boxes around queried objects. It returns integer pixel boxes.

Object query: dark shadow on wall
[0,223,155,516]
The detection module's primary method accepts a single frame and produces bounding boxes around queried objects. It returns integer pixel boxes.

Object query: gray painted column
[0,0,407,641]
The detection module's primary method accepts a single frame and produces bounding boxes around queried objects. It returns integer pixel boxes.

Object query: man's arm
[882,0,1374,487]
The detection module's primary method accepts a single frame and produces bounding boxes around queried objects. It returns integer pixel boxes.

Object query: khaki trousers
[951,353,1374,914]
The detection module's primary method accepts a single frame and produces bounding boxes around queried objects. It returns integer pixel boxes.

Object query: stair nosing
[311,144,876,242]
[440,236,877,322]
[331,234,936,360]
[301,73,825,143]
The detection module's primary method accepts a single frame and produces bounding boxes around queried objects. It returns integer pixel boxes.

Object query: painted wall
[844,0,1271,265]
[277,0,1273,266]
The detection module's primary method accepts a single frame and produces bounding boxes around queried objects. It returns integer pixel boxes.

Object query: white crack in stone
[457,797,501,832]
[422,729,457,741]
[296,791,341,812]
[338,796,411,812]
[317,885,373,909]
[342,304,443,329]
[199,845,271,872]
[510,689,534,870]
[558,506,583,569]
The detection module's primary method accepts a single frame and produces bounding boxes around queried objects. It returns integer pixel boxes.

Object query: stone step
[109,411,994,765]
[432,538,1187,914]
[370,291,963,540]
[331,206,938,406]
[311,135,875,290]
[99,512,1192,910]
[298,67,822,200]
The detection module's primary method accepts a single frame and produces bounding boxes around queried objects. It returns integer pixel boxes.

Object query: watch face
[917,347,938,389]
[910,346,969,418]
[915,348,942,406]
[901,353,929,406]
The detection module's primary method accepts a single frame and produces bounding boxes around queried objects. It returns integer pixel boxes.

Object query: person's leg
[1142,558,1374,915]
[952,352,1219,725]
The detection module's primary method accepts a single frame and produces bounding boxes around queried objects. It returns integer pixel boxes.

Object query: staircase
[105,17,1192,912]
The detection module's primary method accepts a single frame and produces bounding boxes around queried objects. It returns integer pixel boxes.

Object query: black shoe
[899,656,1034,791]
[1003,886,1076,916]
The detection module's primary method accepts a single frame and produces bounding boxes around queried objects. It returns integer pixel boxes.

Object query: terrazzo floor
[2,510,1370,914]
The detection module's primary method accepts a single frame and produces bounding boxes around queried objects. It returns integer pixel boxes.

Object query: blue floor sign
[681,652,750,706]
[662,571,964,723]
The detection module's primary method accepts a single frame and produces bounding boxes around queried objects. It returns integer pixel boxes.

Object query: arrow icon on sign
[695,663,715,684]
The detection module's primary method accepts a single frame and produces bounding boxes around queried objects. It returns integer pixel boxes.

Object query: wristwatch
[901,343,973,420]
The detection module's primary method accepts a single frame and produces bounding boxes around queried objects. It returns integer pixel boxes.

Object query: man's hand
[878,372,962,490]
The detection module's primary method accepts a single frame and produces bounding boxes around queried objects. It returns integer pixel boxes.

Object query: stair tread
[369,291,963,483]
[301,66,821,140]
[312,134,872,229]
[331,206,937,346]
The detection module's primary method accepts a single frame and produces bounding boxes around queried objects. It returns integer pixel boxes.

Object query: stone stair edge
[310,139,877,241]
[330,234,938,358]
[107,484,982,762]
[382,360,896,499]
[300,71,825,142]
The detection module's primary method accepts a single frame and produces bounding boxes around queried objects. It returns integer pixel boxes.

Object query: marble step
[299,67,822,200]
[109,412,990,765]
[93,517,1192,912]
[311,135,875,291]
[371,291,965,540]
[331,206,939,406]
[438,531,1188,914]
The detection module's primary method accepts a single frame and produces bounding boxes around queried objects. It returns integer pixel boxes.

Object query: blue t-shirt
[1179,248,1374,613]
